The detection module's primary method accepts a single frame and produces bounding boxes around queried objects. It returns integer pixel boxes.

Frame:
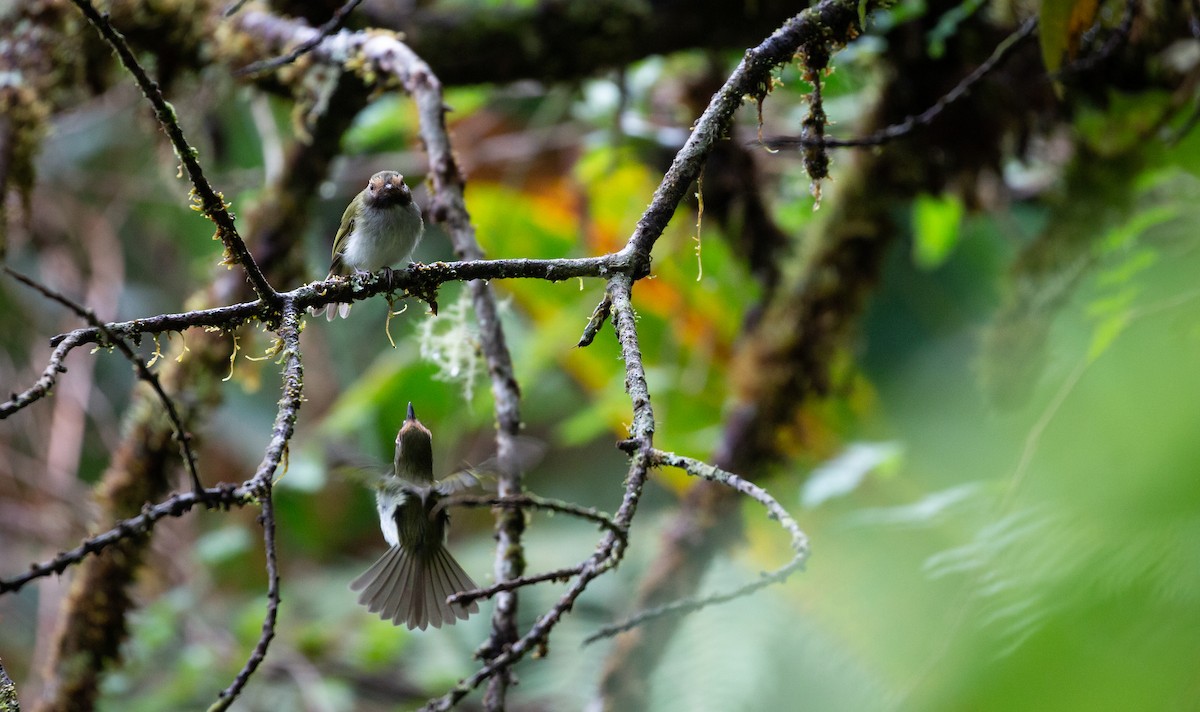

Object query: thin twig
[235,0,365,76]
[582,449,809,645]
[68,0,278,305]
[0,331,83,418]
[447,494,622,537]
[3,267,204,493]
[445,494,626,607]
[758,16,1038,151]
[0,484,246,594]
[449,565,589,606]
[211,487,280,711]
[577,292,612,348]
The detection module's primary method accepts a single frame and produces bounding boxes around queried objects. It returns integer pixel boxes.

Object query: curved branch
[211,488,280,710]
[3,267,203,493]
[69,0,278,305]
[445,494,627,607]
[583,449,808,644]
[234,0,365,76]
[227,14,536,704]
[0,484,246,595]
[391,30,531,709]
[620,0,876,261]
[758,17,1039,150]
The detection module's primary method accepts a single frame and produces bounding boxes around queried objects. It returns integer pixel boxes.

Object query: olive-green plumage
[315,171,423,320]
[350,403,479,630]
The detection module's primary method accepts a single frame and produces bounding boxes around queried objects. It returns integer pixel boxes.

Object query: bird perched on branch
[313,171,423,320]
[351,403,480,630]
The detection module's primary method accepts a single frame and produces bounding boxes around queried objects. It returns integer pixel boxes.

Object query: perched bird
[350,403,480,630]
[314,171,424,320]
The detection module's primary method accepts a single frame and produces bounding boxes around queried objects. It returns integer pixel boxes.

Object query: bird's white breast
[375,489,402,547]
[343,202,423,272]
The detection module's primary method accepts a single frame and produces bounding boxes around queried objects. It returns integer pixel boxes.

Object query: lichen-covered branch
[0,485,244,595]
[584,449,808,644]
[420,278,655,709]
[68,0,278,305]
[3,267,203,492]
[246,306,304,494]
[620,0,879,262]
[225,13,537,706]
[211,487,280,711]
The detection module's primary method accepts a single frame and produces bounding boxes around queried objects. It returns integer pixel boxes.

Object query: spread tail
[350,544,479,630]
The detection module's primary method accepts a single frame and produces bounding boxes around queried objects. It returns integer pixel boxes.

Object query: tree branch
[69,0,279,306]
[3,267,203,493]
[583,449,808,644]
[445,494,627,608]
[211,487,280,711]
[7,2,900,708]
[234,0,365,76]
[758,16,1039,151]
[0,485,246,595]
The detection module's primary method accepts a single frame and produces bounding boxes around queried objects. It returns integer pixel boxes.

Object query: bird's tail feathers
[308,302,352,320]
[351,544,479,630]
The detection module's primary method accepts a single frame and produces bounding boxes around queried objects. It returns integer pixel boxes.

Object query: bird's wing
[434,470,480,496]
[328,201,358,273]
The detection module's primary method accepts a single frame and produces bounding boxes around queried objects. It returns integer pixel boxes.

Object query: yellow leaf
[1039,0,1100,75]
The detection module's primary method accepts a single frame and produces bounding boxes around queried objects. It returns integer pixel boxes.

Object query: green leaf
[341,95,417,155]
[1087,308,1131,362]
[911,192,964,269]
[194,526,253,565]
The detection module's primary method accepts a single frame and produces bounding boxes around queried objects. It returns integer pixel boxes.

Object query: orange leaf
[1039,0,1100,75]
